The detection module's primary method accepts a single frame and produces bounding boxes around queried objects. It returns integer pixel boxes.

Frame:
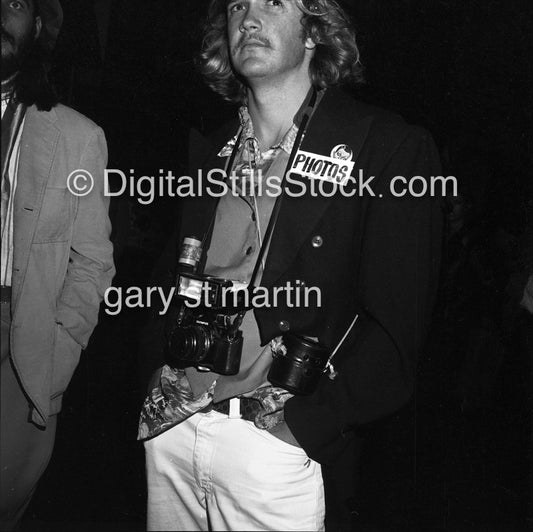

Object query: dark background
[21,0,532,530]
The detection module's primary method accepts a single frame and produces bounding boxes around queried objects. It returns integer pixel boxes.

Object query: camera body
[167,271,246,375]
[268,334,330,395]
[168,237,332,389]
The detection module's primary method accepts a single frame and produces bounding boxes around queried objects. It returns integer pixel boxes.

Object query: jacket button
[279,320,290,332]
[311,235,323,248]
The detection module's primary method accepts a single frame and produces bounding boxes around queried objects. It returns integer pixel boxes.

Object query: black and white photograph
[1,0,531,530]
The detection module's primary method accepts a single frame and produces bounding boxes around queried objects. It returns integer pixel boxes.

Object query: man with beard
[0,0,114,528]
[138,0,442,530]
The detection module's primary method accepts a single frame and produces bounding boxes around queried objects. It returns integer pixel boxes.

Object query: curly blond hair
[198,0,364,102]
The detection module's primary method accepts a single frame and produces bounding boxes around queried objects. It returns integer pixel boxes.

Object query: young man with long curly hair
[139,1,442,529]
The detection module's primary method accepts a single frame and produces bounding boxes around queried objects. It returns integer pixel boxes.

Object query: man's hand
[267,421,301,448]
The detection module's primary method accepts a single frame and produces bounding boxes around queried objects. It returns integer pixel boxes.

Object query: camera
[166,237,246,376]
[268,333,330,395]
[167,304,244,375]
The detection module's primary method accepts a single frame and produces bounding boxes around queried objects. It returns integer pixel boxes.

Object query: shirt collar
[217,87,323,159]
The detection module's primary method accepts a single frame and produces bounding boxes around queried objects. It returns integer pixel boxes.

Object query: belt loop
[228,397,241,419]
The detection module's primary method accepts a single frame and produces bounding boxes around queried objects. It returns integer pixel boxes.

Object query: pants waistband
[202,397,263,422]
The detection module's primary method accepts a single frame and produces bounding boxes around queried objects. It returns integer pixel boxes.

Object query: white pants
[144,409,325,531]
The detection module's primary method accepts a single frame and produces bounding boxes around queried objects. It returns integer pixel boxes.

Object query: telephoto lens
[268,333,330,395]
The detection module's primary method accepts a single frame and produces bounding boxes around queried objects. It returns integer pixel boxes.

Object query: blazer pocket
[33,187,74,243]
[50,324,82,404]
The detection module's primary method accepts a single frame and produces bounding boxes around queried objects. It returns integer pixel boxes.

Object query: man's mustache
[1,28,15,45]
[234,34,271,52]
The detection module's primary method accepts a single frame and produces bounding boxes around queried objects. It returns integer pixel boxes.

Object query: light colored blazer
[10,103,115,426]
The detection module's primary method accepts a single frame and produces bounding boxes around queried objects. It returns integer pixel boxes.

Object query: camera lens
[172,324,212,363]
[268,333,330,395]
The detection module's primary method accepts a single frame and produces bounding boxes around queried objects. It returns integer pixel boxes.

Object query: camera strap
[197,89,319,335]
[324,313,359,380]
[231,89,319,333]
[247,88,318,291]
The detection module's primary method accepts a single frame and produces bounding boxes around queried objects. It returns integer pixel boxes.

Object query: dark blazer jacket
[146,88,443,526]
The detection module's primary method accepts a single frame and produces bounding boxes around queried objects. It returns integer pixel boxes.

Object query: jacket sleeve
[284,126,443,464]
[55,126,115,347]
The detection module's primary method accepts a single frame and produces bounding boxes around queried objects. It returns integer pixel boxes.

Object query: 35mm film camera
[167,237,332,393]
[166,238,245,375]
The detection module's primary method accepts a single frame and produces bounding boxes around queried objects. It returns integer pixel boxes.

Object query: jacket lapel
[262,89,374,286]
[12,106,60,313]
[192,92,374,285]
[182,132,228,242]
[182,123,240,269]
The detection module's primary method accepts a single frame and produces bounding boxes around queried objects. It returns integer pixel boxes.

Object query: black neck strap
[248,87,318,291]
[198,88,319,331]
